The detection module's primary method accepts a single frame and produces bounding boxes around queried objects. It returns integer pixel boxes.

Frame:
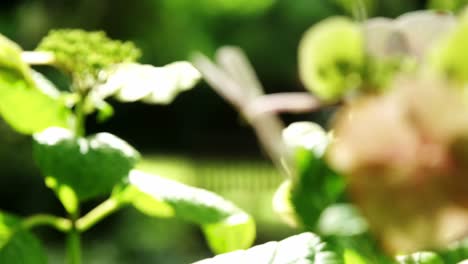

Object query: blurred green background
[0,0,430,263]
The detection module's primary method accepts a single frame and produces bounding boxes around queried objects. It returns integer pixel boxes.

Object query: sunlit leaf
[272,179,298,227]
[291,148,346,231]
[0,211,47,264]
[430,11,468,83]
[0,34,33,84]
[282,122,329,156]
[344,249,366,264]
[0,34,71,134]
[317,204,367,237]
[95,100,114,123]
[282,122,346,231]
[94,61,201,105]
[31,70,61,98]
[193,232,343,264]
[202,213,256,254]
[120,170,256,254]
[0,72,71,134]
[33,127,140,203]
[299,17,364,102]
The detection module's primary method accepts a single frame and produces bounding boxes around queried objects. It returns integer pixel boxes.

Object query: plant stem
[76,197,121,232]
[22,214,72,232]
[74,99,86,137]
[66,226,81,264]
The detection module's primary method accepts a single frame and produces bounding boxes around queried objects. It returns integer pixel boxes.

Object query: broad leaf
[193,232,343,264]
[33,127,140,204]
[0,72,71,134]
[118,170,256,254]
[317,204,367,237]
[0,34,32,83]
[93,61,201,105]
[0,34,71,134]
[280,122,346,231]
[291,149,346,230]
[396,252,444,264]
[0,211,47,264]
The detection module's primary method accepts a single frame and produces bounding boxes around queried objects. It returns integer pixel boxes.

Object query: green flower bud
[298,17,364,102]
[37,29,141,91]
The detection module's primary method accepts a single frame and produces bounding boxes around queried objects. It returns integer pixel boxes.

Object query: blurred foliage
[428,0,468,12]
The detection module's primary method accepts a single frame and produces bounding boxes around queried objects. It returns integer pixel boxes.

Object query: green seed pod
[298,17,364,102]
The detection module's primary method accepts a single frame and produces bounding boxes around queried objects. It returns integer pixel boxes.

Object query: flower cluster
[299,9,468,253]
[37,29,141,91]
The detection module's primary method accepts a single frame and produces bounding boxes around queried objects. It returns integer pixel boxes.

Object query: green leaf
[429,14,468,84]
[396,252,444,264]
[298,17,364,102]
[120,170,256,254]
[291,149,346,231]
[272,179,298,227]
[0,34,71,134]
[33,127,140,204]
[439,238,468,263]
[280,122,346,231]
[193,232,343,264]
[0,211,47,264]
[0,71,72,134]
[428,0,468,12]
[344,249,367,264]
[96,101,114,123]
[282,122,328,156]
[317,204,367,237]
[0,34,33,84]
[202,213,256,254]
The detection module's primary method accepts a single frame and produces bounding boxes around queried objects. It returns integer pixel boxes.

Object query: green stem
[352,0,367,21]
[66,226,81,264]
[22,214,72,232]
[76,197,121,232]
[74,99,86,137]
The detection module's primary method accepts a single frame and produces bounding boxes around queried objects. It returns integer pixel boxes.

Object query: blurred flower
[328,76,468,253]
[364,10,455,59]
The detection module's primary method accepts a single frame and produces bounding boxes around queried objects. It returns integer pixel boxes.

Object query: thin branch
[76,197,121,232]
[245,92,323,118]
[22,214,72,232]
